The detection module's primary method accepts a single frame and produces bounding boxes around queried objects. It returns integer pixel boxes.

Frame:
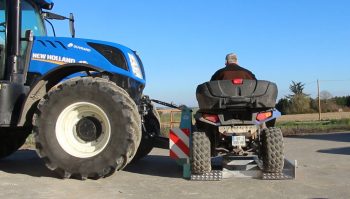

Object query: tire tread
[191,131,211,174]
[261,127,284,173]
[33,76,141,179]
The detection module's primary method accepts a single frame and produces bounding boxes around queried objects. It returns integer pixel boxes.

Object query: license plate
[232,136,246,147]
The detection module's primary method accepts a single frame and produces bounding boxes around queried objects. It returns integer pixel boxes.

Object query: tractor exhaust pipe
[5,0,22,83]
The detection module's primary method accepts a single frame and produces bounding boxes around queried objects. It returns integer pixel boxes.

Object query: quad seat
[196,79,278,111]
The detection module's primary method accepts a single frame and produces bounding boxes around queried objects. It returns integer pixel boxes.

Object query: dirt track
[1,132,350,199]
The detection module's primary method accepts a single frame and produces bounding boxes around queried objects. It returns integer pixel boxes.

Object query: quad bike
[192,78,284,174]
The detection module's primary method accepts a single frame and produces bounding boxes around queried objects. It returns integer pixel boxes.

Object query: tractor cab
[0,0,49,79]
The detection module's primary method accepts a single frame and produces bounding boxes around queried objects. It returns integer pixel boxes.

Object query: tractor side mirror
[69,13,75,38]
[42,12,76,38]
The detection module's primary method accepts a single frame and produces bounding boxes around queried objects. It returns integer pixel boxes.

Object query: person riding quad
[211,53,256,81]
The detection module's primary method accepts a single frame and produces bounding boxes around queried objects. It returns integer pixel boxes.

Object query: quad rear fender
[18,63,108,126]
[195,108,281,126]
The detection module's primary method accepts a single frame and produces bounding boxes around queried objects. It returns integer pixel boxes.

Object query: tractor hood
[28,36,146,85]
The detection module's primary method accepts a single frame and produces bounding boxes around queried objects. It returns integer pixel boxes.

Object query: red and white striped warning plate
[169,128,190,160]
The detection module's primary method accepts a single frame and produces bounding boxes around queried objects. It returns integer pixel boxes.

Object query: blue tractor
[0,0,160,179]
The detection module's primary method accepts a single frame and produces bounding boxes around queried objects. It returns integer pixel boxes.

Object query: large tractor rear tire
[261,127,284,173]
[133,105,160,161]
[0,128,30,159]
[33,77,141,179]
[190,131,211,174]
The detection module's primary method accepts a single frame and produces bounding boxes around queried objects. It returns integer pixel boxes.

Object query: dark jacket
[210,63,256,81]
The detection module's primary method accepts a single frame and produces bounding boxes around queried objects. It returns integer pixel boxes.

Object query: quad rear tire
[261,127,284,173]
[0,128,30,159]
[133,105,160,161]
[190,131,211,174]
[33,77,141,179]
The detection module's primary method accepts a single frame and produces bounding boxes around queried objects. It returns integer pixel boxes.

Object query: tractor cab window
[0,0,5,79]
[21,0,46,61]
[22,0,46,37]
[0,0,46,79]
[0,0,47,47]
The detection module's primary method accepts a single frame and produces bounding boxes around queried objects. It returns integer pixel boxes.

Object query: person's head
[225,53,238,65]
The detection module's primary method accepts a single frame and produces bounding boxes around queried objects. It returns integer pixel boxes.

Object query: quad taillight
[256,111,273,121]
[232,78,243,84]
[203,114,220,123]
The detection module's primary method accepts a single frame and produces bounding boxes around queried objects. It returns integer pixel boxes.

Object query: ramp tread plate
[191,170,222,181]
[262,172,293,180]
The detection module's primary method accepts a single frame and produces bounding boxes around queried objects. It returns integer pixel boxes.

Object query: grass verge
[277,119,350,136]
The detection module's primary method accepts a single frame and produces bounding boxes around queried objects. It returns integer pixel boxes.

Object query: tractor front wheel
[33,77,141,179]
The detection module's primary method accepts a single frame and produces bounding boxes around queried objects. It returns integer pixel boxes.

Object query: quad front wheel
[261,127,284,173]
[190,131,211,174]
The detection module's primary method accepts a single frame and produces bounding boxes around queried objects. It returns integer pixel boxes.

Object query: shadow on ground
[288,132,350,143]
[0,149,56,178]
[125,155,182,178]
[318,147,350,155]
[0,149,182,179]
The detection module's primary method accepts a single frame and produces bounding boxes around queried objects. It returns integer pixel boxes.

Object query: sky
[49,0,350,107]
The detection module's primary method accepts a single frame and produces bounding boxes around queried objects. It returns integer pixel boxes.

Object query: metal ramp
[190,155,296,181]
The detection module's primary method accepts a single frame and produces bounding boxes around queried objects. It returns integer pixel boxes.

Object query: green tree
[289,94,312,114]
[286,81,312,114]
[276,98,290,115]
[334,96,347,107]
[309,98,318,113]
[288,81,306,97]
[319,90,338,112]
